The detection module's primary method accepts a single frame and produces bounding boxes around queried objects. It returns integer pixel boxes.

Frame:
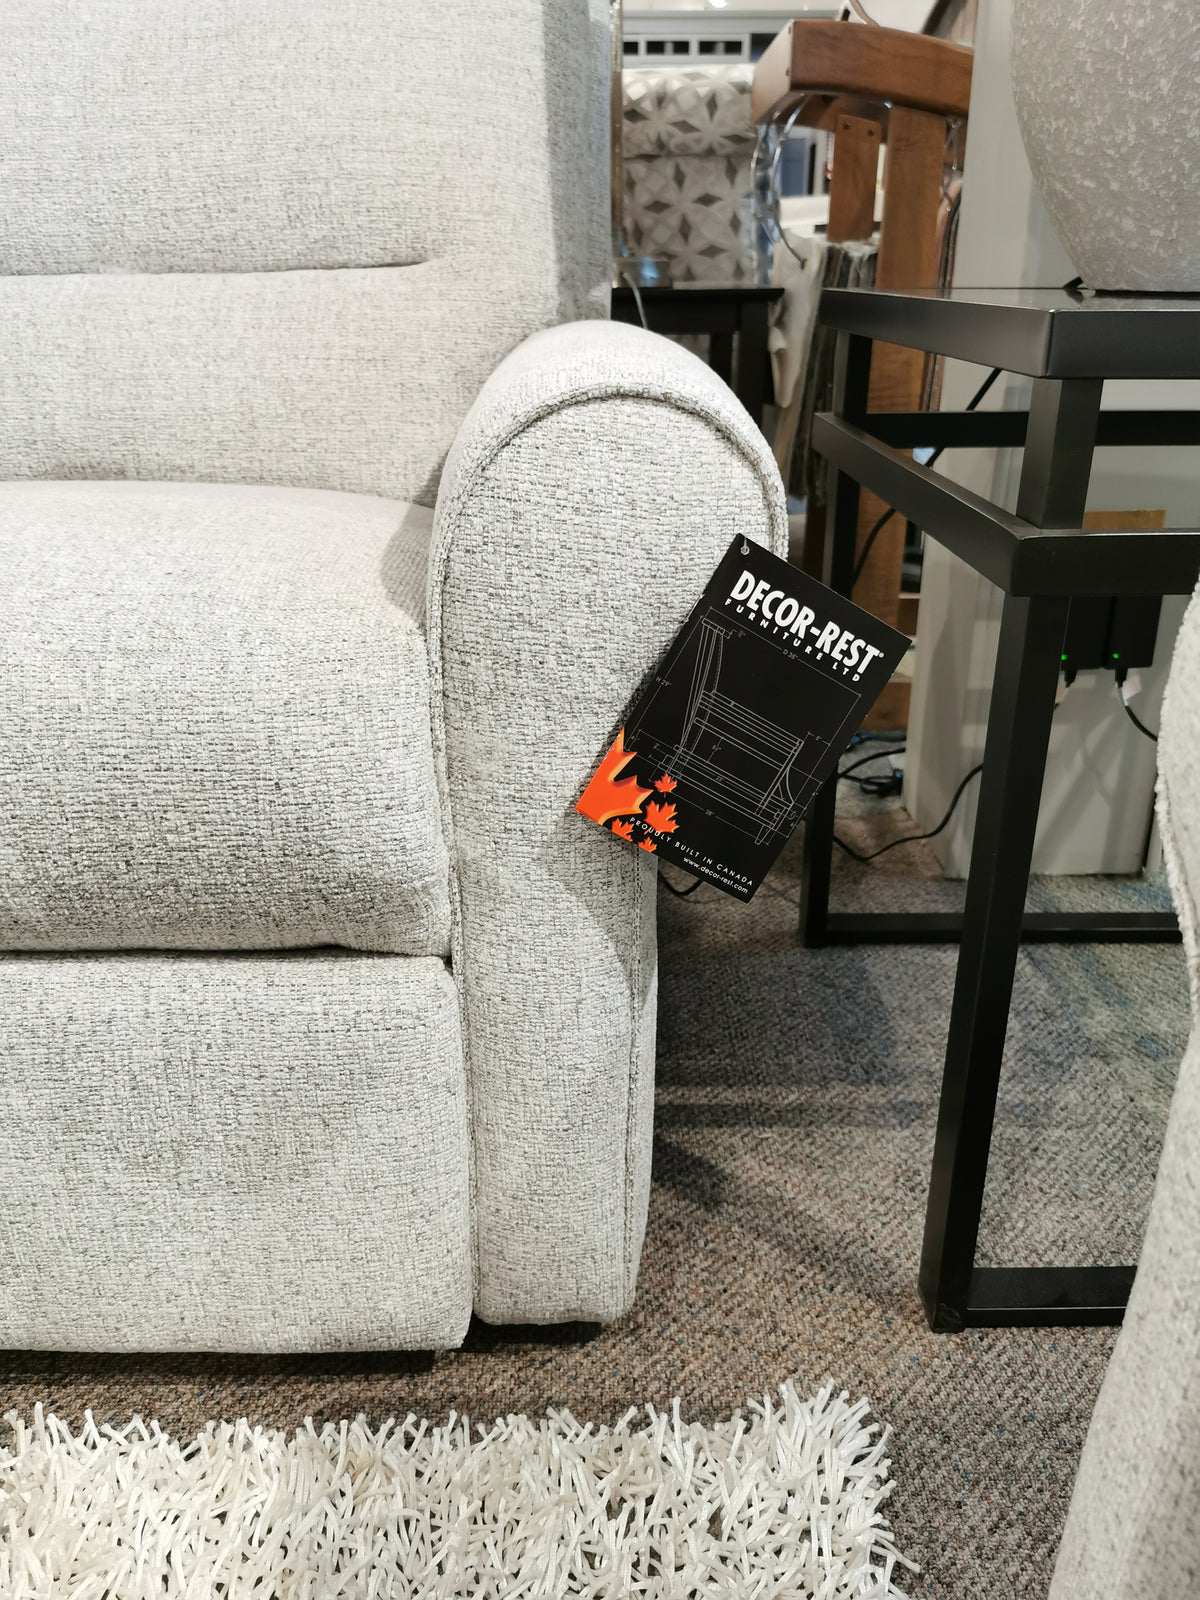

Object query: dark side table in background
[803,285,1200,1332]
[612,282,784,430]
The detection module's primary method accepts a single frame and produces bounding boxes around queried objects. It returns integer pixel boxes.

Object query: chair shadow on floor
[0,1317,603,1394]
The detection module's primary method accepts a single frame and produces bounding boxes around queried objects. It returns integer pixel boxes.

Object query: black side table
[612,282,784,429]
[804,285,1200,1332]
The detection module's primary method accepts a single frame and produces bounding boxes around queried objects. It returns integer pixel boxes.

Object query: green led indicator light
[1112,651,1120,660]
[1061,653,1068,661]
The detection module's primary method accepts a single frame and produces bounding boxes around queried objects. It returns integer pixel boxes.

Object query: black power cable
[658,870,704,898]
[1123,702,1158,743]
[834,761,983,863]
[838,745,905,781]
[831,700,1074,865]
[850,365,1003,592]
[662,748,975,879]
[838,744,906,798]
[1115,671,1159,742]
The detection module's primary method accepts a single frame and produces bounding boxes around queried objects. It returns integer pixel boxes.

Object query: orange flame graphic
[577,728,653,826]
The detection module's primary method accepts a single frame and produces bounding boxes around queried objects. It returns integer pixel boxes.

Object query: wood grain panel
[752,21,973,124]
[858,108,948,728]
[827,115,881,244]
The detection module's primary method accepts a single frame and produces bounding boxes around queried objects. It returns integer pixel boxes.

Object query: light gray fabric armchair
[0,0,786,1352]
[1049,597,1200,1597]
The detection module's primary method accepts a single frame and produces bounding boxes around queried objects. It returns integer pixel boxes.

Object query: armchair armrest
[428,319,787,1324]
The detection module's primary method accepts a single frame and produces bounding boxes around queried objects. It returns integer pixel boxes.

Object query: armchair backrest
[0,0,610,505]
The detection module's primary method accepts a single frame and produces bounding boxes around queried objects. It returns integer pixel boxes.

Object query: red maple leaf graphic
[637,836,658,853]
[654,773,677,793]
[645,799,678,835]
[576,728,653,826]
[610,818,635,841]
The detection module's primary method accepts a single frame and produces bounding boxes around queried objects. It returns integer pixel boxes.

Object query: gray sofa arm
[428,319,787,1324]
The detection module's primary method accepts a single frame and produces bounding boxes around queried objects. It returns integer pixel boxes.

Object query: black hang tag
[577,534,910,901]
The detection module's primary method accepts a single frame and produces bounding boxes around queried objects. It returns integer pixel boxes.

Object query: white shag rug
[0,1379,915,1598]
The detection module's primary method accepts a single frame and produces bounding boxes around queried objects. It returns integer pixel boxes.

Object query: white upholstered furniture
[0,0,787,1351]
[1049,597,1200,1597]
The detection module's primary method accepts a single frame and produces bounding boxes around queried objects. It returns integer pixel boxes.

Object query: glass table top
[818,285,1200,378]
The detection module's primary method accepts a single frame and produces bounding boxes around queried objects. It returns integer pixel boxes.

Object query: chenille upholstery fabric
[430,320,788,1323]
[0,481,450,955]
[0,952,471,1353]
[0,0,794,1349]
[621,66,758,284]
[0,0,610,505]
[1048,591,1200,1597]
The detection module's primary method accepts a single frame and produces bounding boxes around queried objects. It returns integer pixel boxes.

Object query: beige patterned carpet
[0,797,1187,1598]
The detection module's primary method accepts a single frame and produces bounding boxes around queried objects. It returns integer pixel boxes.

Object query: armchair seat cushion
[0,480,451,955]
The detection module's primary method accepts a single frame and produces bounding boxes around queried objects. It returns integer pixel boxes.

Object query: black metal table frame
[803,310,1200,1332]
[611,283,783,429]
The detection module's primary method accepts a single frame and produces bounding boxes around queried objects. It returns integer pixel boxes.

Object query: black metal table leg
[735,297,771,429]
[918,590,1070,1329]
[709,330,734,387]
[800,332,872,947]
[800,776,838,947]
[918,375,1136,1330]
[799,447,857,942]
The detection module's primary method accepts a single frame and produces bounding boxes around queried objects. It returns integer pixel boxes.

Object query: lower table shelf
[929,1265,1138,1332]
[811,909,1180,945]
